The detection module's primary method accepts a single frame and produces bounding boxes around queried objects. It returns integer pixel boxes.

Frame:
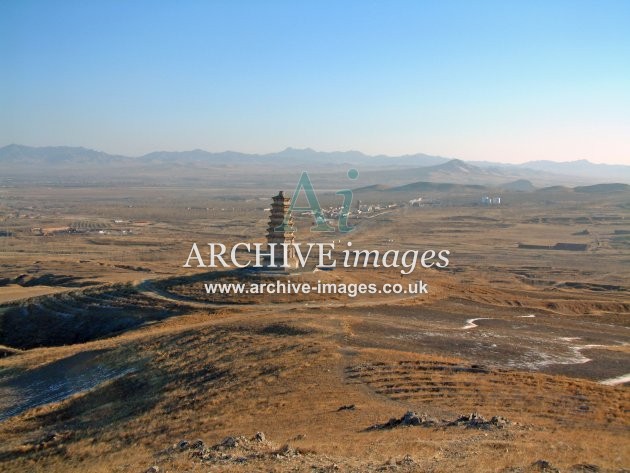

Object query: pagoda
[266,191,297,268]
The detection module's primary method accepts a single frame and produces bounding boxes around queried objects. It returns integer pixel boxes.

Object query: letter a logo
[282,171,335,232]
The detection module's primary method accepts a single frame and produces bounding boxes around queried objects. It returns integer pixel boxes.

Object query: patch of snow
[462,318,491,330]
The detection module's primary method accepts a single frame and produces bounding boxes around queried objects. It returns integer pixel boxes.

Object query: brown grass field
[0,185,628,472]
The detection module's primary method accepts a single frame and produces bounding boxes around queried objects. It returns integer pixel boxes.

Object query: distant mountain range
[1,144,628,187]
[0,144,449,169]
[518,159,630,182]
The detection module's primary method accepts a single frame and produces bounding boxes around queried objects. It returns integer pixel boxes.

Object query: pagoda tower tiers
[266,191,297,268]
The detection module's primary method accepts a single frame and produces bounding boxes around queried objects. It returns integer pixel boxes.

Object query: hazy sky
[1,0,629,164]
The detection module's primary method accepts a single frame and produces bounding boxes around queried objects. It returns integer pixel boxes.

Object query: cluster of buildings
[30,218,136,237]
[294,202,399,221]
[481,196,501,205]
[31,226,75,236]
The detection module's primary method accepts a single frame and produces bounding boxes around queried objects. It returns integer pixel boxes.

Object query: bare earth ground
[0,186,628,472]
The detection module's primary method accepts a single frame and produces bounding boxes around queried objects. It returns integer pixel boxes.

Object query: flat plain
[0,183,628,472]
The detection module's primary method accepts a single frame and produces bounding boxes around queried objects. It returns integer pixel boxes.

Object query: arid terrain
[0,182,628,472]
